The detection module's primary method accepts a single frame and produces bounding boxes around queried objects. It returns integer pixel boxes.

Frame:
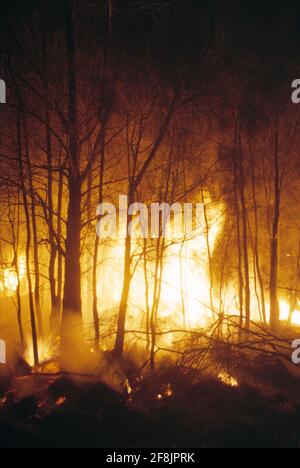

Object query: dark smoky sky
[1,1,300,52]
[1,0,300,94]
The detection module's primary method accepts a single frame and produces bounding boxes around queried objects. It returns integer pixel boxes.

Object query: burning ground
[1,321,300,448]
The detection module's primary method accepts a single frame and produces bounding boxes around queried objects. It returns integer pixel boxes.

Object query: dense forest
[1,0,300,448]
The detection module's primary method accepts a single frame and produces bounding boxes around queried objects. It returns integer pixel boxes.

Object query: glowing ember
[124,379,133,395]
[55,397,66,407]
[165,383,173,397]
[156,383,174,400]
[218,372,238,387]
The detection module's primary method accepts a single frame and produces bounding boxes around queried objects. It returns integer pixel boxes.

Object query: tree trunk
[201,187,215,318]
[269,115,280,332]
[92,128,106,347]
[250,140,266,324]
[237,131,251,330]
[17,111,39,368]
[12,189,24,348]
[61,0,83,355]
[233,140,244,332]
[150,235,165,371]
[56,159,64,326]
[143,238,151,354]
[61,176,83,352]
[114,192,133,358]
[23,118,43,338]
[42,3,61,336]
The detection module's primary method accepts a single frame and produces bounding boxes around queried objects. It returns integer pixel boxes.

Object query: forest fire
[1,0,300,450]
[24,339,58,370]
[218,372,238,387]
[0,256,26,295]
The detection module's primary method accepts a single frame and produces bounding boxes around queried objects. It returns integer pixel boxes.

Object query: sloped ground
[0,361,300,448]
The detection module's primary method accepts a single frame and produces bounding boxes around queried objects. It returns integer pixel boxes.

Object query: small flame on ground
[55,396,66,407]
[24,338,58,369]
[279,300,300,326]
[0,256,26,295]
[156,383,173,400]
[218,371,238,387]
[165,383,173,397]
[124,379,133,395]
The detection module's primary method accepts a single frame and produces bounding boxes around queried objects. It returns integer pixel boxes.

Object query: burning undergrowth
[1,345,300,448]
[0,318,299,448]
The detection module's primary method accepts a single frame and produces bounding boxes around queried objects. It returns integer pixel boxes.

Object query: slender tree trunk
[201,188,215,318]
[149,172,169,369]
[17,111,39,368]
[114,191,133,358]
[50,157,64,334]
[150,235,165,371]
[233,144,244,331]
[150,238,161,371]
[269,115,281,332]
[179,241,186,328]
[23,118,43,338]
[92,130,106,347]
[143,238,151,354]
[12,190,24,347]
[237,131,251,330]
[41,3,61,335]
[46,87,59,335]
[56,158,64,325]
[250,142,266,324]
[15,271,24,347]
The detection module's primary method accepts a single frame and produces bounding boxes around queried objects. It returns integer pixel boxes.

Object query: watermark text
[291,79,300,104]
[0,339,6,364]
[96,196,205,239]
[0,79,6,104]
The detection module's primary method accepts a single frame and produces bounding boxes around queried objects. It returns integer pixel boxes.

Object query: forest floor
[1,354,300,448]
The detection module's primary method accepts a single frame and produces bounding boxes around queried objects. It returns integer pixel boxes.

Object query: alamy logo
[291,79,300,104]
[0,79,6,104]
[292,339,300,364]
[96,195,205,239]
[0,340,6,364]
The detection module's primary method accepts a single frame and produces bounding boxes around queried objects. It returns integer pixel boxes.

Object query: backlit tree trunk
[23,118,43,338]
[17,111,39,367]
[237,130,251,330]
[114,191,134,358]
[60,0,83,355]
[269,115,281,332]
